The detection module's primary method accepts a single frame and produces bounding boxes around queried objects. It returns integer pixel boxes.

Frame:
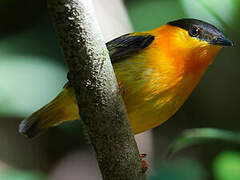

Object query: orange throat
[124,26,222,134]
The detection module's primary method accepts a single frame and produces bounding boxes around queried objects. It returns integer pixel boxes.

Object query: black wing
[106,33,155,63]
[66,33,154,86]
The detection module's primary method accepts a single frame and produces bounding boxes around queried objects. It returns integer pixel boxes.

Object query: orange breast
[114,25,222,134]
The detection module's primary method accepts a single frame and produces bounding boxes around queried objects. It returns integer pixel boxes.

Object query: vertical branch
[48,0,147,179]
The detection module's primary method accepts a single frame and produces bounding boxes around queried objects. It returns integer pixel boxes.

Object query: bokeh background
[0,0,240,179]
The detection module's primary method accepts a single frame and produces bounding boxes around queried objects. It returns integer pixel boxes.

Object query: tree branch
[47,0,147,179]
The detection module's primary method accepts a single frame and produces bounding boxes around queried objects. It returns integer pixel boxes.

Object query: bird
[19,18,233,138]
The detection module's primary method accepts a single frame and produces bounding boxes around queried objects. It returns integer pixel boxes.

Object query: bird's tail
[19,87,79,138]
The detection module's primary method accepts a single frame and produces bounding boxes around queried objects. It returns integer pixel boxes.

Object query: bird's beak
[211,36,233,47]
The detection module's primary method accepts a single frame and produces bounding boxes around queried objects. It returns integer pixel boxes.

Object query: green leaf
[213,151,240,180]
[167,128,240,158]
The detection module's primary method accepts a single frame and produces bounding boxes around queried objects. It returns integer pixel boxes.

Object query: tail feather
[19,109,45,138]
[19,87,79,138]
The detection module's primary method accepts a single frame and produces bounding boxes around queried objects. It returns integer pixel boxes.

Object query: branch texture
[48,0,147,179]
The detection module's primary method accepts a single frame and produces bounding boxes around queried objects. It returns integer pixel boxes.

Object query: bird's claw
[140,153,148,173]
[118,81,125,95]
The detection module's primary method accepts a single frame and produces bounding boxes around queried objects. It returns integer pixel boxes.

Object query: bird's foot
[118,81,125,95]
[140,153,148,173]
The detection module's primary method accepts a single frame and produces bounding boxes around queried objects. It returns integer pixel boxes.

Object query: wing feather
[107,33,154,63]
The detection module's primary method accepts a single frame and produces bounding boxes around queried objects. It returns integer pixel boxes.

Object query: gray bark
[47,0,147,179]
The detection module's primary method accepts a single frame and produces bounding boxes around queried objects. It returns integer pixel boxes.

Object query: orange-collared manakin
[19,18,233,138]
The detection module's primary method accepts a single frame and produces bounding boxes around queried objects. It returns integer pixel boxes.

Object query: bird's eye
[189,26,200,37]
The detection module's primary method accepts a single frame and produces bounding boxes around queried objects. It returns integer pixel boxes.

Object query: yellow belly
[122,75,199,134]
[113,56,202,134]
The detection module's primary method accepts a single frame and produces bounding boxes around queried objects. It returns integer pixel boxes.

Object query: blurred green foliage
[167,128,240,158]
[0,55,66,116]
[0,170,46,180]
[127,0,185,31]
[150,159,207,180]
[213,151,240,180]
[180,0,240,29]
[127,0,240,30]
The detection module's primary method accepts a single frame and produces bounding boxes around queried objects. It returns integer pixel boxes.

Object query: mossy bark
[48,0,147,179]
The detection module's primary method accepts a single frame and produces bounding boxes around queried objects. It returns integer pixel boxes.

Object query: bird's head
[153,18,233,71]
[168,18,233,48]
